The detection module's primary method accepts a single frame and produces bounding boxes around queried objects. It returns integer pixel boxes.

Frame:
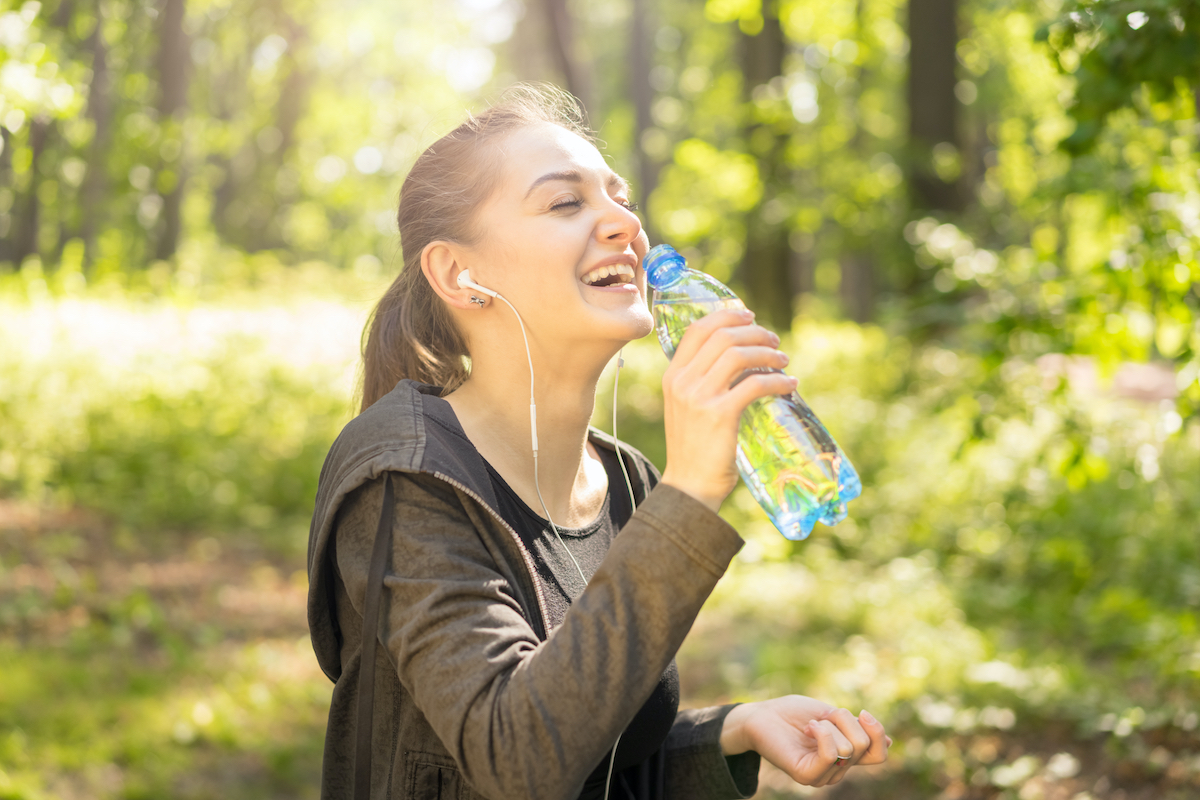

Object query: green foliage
[0,0,493,272]
[646,317,1200,795]
[602,317,1200,718]
[1039,0,1200,155]
[0,2,88,123]
[0,262,367,545]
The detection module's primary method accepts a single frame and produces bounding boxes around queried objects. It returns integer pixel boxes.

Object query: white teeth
[583,263,638,286]
[582,264,635,285]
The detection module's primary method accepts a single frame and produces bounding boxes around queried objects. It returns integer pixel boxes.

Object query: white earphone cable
[493,292,588,587]
[603,732,623,800]
[492,292,634,800]
[611,349,636,512]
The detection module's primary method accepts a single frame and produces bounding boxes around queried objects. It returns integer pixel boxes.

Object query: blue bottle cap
[643,244,687,289]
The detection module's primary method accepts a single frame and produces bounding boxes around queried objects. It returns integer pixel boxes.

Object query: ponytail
[358,83,593,412]
[359,262,469,412]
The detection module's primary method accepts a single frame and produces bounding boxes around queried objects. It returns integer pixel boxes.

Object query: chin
[575,308,653,347]
[629,313,655,340]
[611,304,655,340]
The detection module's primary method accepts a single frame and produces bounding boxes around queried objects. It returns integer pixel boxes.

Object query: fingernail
[770,333,781,345]
[860,710,876,724]
[740,309,755,319]
[779,353,789,365]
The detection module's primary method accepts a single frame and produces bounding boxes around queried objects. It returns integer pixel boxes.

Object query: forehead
[497,123,615,190]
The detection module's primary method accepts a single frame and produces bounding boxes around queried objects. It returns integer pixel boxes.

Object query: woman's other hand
[658,308,796,513]
[719,696,892,787]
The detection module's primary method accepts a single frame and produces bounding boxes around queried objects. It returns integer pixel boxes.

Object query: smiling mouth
[581,263,636,287]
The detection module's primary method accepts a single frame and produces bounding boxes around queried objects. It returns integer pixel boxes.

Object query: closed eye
[549,197,638,213]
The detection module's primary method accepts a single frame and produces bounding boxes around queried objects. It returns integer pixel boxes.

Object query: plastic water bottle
[643,244,861,540]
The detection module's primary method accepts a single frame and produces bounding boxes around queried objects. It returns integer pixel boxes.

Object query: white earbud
[456,269,498,298]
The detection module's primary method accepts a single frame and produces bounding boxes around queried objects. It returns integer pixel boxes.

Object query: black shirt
[483,443,680,799]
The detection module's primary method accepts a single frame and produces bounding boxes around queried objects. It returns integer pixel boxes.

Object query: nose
[596,197,642,245]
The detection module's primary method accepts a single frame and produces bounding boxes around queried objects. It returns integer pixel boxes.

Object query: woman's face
[463,122,655,349]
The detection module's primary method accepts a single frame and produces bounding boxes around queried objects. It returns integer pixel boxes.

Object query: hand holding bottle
[658,308,797,514]
[646,244,862,539]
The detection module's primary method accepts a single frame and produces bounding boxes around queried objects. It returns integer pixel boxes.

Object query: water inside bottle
[654,296,862,540]
[653,296,745,359]
[735,391,863,539]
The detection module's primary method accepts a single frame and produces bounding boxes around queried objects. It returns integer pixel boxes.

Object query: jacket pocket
[406,751,467,800]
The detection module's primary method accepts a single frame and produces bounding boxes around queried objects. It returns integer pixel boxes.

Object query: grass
[0,504,329,800]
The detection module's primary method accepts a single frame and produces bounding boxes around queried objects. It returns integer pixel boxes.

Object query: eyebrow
[524,169,630,200]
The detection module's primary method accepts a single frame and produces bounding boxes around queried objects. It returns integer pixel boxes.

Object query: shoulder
[324,380,429,479]
[323,380,474,485]
[338,470,466,530]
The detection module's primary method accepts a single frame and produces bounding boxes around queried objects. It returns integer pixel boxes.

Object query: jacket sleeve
[663,705,760,799]
[334,470,745,800]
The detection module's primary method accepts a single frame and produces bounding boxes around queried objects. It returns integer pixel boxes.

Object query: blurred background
[1,0,1198,797]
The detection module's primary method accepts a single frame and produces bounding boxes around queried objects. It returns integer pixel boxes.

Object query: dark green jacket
[307,379,760,799]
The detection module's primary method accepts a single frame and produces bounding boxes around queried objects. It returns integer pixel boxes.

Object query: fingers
[744,696,890,791]
[669,307,757,367]
[813,708,871,786]
[681,319,781,382]
[800,719,850,787]
[700,342,791,396]
[855,709,892,765]
[662,310,788,414]
[805,708,892,786]
[724,369,799,414]
[822,708,873,765]
[658,308,793,510]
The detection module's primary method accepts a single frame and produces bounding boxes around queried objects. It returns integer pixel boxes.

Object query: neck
[444,333,619,525]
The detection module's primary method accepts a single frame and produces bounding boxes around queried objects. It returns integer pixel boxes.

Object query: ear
[422,241,479,310]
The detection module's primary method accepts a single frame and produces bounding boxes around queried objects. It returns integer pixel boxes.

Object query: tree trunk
[541,0,596,120]
[738,2,794,331]
[840,0,877,322]
[80,10,111,269]
[274,16,310,158]
[629,0,658,241]
[907,0,962,211]
[249,12,310,250]
[839,254,876,322]
[153,0,190,261]
[508,0,557,83]
[0,127,13,265]
[53,0,75,28]
[13,118,52,267]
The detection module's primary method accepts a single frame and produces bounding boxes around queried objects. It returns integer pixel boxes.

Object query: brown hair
[359,84,594,412]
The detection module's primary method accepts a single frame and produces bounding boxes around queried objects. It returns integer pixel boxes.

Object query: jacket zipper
[430,470,552,639]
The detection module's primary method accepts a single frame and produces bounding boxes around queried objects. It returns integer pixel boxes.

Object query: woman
[306,84,890,800]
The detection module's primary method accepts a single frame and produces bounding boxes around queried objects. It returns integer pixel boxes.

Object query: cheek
[487,233,524,273]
